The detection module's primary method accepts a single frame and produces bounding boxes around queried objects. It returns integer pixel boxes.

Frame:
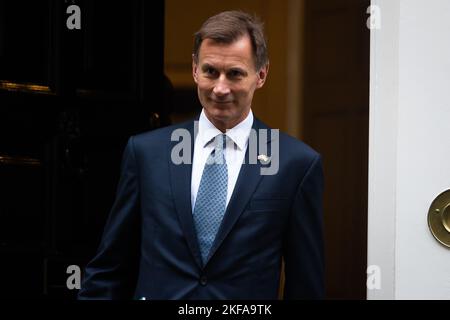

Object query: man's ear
[192,54,199,84]
[256,62,269,89]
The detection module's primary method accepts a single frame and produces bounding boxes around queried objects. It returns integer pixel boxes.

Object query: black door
[0,0,166,299]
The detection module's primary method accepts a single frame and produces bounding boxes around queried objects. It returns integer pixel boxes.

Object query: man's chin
[211,113,232,123]
[204,108,232,123]
[207,106,231,117]
[210,102,233,111]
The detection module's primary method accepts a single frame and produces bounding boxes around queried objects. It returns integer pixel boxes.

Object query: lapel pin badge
[257,154,271,164]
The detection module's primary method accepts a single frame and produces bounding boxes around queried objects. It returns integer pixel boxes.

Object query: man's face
[193,35,268,131]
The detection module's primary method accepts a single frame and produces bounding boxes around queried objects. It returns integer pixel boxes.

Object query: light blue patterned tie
[193,134,228,264]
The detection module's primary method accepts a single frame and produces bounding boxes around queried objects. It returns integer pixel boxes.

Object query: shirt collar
[198,109,254,151]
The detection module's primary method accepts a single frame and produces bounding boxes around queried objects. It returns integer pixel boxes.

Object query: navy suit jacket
[78,117,324,299]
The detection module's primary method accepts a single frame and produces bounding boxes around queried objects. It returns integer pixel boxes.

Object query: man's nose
[213,75,230,96]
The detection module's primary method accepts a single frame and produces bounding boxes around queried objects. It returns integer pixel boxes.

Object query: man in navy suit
[78,11,324,300]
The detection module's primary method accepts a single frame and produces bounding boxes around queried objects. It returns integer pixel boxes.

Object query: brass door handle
[428,189,450,248]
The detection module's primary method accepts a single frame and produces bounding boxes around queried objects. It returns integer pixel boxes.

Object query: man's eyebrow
[201,64,247,73]
[229,67,247,74]
[201,63,215,71]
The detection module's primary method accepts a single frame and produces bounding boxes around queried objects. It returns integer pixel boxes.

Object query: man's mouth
[211,99,232,104]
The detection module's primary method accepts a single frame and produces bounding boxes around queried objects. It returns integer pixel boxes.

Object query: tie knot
[213,134,227,151]
[205,134,227,165]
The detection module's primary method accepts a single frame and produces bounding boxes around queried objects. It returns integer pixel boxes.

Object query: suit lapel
[169,119,203,269]
[205,118,272,266]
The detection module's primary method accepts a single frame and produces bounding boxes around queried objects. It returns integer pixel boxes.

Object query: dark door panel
[0,0,166,299]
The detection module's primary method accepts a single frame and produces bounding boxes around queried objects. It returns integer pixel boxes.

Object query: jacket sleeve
[283,154,325,299]
[78,136,141,299]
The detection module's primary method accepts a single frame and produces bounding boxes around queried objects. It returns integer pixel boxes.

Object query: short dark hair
[193,11,269,71]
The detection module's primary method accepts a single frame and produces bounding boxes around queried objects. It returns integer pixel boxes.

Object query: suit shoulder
[255,117,320,161]
[130,120,193,150]
[277,132,322,185]
[278,131,320,161]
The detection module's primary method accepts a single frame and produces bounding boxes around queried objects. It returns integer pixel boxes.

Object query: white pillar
[368,0,450,299]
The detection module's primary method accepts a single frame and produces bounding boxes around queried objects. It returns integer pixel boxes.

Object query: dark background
[0,0,166,298]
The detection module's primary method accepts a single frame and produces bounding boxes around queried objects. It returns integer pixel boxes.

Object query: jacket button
[199,276,207,286]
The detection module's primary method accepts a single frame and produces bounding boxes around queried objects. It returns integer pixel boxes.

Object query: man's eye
[229,70,243,78]
[205,68,217,76]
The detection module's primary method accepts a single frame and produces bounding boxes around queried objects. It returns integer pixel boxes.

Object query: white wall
[368,0,450,299]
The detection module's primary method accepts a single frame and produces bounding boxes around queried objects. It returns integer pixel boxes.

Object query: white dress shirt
[191,109,254,212]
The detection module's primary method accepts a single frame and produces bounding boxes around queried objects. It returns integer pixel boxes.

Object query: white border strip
[367,0,400,300]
